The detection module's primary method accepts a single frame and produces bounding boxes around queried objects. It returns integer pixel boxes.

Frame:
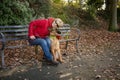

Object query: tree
[108,0,119,31]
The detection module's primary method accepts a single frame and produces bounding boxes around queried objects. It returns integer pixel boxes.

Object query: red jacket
[28,18,55,38]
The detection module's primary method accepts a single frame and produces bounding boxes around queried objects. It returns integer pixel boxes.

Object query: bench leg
[65,41,68,50]
[1,50,5,68]
[76,40,79,53]
[35,45,39,54]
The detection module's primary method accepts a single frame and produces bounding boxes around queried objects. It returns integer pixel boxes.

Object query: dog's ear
[56,29,61,34]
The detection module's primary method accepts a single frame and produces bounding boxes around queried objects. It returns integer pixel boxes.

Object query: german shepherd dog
[49,28,64,63]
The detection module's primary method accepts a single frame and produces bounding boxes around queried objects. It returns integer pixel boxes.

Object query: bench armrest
[71,28,80,40]
[75,28,80,40]
[0,33,6,50]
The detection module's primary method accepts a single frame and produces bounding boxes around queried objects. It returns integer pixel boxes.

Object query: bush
[0,0,34,25]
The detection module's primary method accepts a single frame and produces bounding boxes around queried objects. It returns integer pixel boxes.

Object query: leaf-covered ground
[0,19,120,80]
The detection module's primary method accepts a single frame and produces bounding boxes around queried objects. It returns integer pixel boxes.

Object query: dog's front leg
[58,49,64,63]
[51,49,57,62]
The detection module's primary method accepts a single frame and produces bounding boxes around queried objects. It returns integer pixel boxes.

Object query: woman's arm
[28,21,36,39]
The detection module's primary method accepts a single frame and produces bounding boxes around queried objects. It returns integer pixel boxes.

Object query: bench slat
[60,30,70,33]
[4,33,28,36]
[5,38,28,41]
[0,29,28,33]
[60,38,78,42]
[6,44,29,49]
[0,25,28,29]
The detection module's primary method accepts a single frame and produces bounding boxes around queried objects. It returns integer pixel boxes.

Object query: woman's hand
[30,36,36,40]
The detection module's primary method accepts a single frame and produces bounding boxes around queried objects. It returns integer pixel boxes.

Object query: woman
[28,17,64,65]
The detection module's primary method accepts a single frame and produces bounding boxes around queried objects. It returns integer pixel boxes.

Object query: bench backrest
[0,24,71,42]
[0,25,28,41]
[58,24,71,39]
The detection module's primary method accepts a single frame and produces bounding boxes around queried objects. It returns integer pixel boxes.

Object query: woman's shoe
[47,60,59,66]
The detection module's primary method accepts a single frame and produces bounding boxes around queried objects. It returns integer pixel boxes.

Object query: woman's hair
[54,18,64,27]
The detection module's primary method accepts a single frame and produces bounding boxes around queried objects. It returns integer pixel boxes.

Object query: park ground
[0,18,120,80]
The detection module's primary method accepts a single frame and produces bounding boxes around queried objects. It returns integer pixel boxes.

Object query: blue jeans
[29,37,53,61]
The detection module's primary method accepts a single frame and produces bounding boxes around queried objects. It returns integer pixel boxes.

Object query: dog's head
[49,27,61,40]
[49,28,61,35]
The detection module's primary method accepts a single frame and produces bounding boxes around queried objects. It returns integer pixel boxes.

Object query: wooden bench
[0,24,80,68]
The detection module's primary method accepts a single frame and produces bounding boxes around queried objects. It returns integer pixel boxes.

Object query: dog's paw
[60,60,65,63]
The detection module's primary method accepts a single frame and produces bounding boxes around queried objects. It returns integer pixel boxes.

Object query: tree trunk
[108,0,119,31]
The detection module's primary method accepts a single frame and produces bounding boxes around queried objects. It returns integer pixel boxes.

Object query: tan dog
[49,28,64,63]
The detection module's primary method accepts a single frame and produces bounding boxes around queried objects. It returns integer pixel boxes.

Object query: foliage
[27,0,51,18]
[118,0,120,8]
[52,0,61,3]
[50,1,71,24]
[0,0,34,25]
[50,0,80,25]
[0,0,120,29]
[87,0,104,9]
[86,0,104,19]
